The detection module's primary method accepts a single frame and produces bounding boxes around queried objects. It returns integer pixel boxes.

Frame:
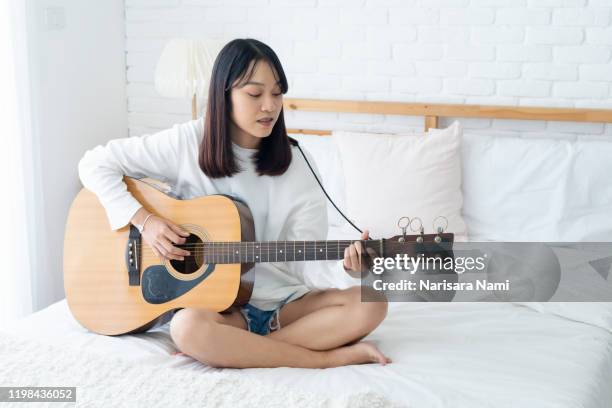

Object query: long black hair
[198,38,291,178]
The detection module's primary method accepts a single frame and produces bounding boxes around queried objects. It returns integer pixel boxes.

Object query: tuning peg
[410,217,424,243]
[397,216,410,242]
[433,216,448,244]
[433,216,448,233]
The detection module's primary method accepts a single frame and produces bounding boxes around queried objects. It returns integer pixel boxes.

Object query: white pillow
[289,133,348,228]
[461,134,612,242]
[331,121,467,241]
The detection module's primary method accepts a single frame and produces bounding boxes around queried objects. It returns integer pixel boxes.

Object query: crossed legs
[169,286,390,368]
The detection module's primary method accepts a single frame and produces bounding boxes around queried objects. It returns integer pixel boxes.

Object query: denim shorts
[239,291,300,336]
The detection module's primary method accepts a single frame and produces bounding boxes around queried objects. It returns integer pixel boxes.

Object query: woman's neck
[232,136,260,150]
[230,122,261,149]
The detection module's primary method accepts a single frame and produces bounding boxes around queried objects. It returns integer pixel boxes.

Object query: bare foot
[336,341,392,366]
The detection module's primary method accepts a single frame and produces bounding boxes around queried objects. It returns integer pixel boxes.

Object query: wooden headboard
[283,98,612,134]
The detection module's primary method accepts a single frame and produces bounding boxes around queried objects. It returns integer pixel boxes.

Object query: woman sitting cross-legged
[78,38,390,369]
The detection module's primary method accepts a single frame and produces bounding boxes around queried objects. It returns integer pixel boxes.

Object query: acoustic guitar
[64,176,454,335]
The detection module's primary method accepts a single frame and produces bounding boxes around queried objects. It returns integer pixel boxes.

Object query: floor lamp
[154,38,224,120]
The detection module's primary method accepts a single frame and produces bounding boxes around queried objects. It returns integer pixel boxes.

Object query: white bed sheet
[7,297,612,408]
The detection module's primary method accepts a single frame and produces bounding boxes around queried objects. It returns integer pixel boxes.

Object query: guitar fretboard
[183,240,381,264]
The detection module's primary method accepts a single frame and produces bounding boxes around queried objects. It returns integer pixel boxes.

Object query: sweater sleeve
[78,119,201,231]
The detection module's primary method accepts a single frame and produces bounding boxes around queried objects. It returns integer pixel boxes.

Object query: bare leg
[170,307,388,368]
[267,287,389,351]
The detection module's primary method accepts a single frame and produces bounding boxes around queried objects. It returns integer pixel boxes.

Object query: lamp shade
[154,38,224,99]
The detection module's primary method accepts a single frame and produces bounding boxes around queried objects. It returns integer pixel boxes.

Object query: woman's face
[229,60,283,149]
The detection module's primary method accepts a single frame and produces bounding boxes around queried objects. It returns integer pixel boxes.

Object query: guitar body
[64,177,254,336]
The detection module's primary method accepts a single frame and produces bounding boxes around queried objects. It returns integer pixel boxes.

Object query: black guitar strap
[289,136,369,238]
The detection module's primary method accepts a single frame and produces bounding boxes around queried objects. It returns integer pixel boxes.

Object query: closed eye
[248,93,282,98]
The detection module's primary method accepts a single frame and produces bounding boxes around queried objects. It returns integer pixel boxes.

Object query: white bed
[4,290,612,407]
[4,117,612,407]
[4,224,612,407]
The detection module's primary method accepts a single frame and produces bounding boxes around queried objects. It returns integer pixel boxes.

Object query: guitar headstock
[352,217,457,276]
[359,217,459,303]
[382,215,455,257]
[383,232,454,259]
[387,232,455,244]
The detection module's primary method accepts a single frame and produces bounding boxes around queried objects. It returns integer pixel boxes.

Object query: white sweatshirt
[78,118,352,311]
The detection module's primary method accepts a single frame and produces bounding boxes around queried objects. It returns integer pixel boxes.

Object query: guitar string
[135,241,372,258]
[136,241,372,251]
[133,243,423,262]
[130,240,423,258]
[137,248,360,254]
[132,241,417,252]
[135,242,394,261]
[129,237,436,249]
[134,240,361,247]
[135,241,367,252]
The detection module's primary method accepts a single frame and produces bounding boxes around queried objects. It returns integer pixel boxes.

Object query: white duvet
[5,297,612,408]
[5,224,612,407]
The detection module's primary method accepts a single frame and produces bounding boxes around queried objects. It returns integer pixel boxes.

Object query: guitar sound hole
[170,234,205,275]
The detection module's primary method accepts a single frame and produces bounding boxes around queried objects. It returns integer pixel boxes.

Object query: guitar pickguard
[141,263,216,304]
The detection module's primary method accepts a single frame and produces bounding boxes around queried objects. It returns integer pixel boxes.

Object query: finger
[354,240,363,259]
[163,229,190,256]
[170,223,190,238]
[153,242,167,260]
[361,230,369,240]
[354,241,363,270]
[162,232,190,257]
[166,230,184,246]
[366,247,378,259]
[159,237,185,260]
[343,247,351,270]
[164,226,186,245]
[349,244,359,271]
[150,244,161,259]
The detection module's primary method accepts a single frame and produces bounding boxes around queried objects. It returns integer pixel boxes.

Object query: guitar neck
[196,240,382,264]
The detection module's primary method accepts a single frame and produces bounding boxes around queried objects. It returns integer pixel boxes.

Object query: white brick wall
[125,0,612,141]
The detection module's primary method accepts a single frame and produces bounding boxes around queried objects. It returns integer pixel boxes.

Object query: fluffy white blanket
[0,331,395,407]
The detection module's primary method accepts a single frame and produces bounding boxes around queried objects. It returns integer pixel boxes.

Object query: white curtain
[0,0,35,327]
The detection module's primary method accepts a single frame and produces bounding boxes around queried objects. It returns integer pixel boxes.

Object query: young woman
[78,38,390,368]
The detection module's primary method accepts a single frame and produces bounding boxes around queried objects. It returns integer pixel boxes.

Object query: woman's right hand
[139,214,191,261]
[141,215,190,261]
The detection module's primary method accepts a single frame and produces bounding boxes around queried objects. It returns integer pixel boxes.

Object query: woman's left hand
[343,230,370,274]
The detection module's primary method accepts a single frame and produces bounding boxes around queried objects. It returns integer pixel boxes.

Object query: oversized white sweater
[78,118,353,311]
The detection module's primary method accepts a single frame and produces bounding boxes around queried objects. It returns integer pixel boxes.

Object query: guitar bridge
[126,225,142,286]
